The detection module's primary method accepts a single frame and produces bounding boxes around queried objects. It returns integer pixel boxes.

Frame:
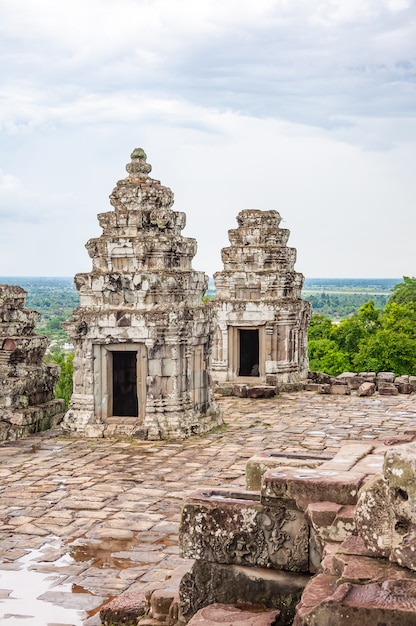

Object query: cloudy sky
[0,0,415,279]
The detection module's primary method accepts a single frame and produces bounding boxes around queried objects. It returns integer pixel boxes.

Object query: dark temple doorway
[112,351,139,417]
[239,329,259,376]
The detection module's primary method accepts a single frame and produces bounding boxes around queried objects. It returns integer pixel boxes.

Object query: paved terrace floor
[1,391,416,625]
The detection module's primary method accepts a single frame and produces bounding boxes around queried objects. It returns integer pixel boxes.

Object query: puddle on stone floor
[0,541,102,626]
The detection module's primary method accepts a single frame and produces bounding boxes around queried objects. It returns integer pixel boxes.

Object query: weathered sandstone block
[378,382,399,396]
[357,381,376,396]
[180,488,309,572]
[330,383,350,395]
[187,604,280,626]
[355,444,416,570]
[377,371,396,384]
[294,578,416,625]
[262,467,366,510]
[246,386,276,399]
[246,451,326,492]
[179,561,309,625]
[0,284,65,441]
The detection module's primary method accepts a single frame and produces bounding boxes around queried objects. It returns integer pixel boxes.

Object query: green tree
[333,301,381,355]
[52,352,74,408]
[308,314,333,340]
[389,276,416,305]
[353,330,416,376]
[308,338,351,376]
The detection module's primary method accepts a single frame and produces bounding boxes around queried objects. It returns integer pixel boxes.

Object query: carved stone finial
[126,147,152,178]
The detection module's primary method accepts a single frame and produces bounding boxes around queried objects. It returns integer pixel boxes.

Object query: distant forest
[302,277,400,319]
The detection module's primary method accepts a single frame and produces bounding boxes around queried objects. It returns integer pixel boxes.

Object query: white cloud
[0,169,20,191]
[0,0,415,277]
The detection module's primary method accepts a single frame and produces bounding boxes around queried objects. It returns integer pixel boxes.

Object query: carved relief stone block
[179,560,309,625]
[179,488,309,572]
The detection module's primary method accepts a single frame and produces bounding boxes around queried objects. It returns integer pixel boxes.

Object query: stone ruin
[0,284,65,442]
[212,209,311,385]
[0,149,313,442]
[62,149,222,439]
[306,370,416,397]
[175,439,416,625]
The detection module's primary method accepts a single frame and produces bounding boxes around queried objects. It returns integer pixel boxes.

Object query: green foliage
[333,301,381,354]
[353,330,416,376]
[308,298,416,376]
[308,314,333,340]
[51,352,74,408]
[308,338,351,375]
[389,276,416,306]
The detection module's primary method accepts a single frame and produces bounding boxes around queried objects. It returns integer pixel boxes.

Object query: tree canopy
[388,276,416,306]
[308,277,416,376]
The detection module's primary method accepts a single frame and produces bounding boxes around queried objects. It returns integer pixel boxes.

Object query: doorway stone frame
[93,343,147,425]
[228,325,265,380]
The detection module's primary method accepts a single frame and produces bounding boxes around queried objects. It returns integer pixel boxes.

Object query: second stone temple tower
[212,209,311,384]
[62,149,222,439]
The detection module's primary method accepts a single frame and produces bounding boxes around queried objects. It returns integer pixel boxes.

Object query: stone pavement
[0,391,415,625]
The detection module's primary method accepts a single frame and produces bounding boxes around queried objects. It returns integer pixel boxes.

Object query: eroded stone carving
[62,149,222,439]
[355,442,416,571]
[179,488,309,572]
[212,209,311,384]
[0,284,64,441]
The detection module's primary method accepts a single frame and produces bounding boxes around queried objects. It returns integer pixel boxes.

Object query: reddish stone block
[305,501,341,529]
[295,579,416,625]
[247,386,276,399]
[187,604,280,625]
[100,592,147,626]
[378,383,399,396]
[232,384,248,398]
[330,384,350,395]
[293,573,337,625]
[357,382,375,396]
[397,382,414,394]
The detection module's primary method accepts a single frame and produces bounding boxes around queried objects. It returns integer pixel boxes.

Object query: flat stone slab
[262,467,366,510]
[247,386,277,399]
[188,603,280,625]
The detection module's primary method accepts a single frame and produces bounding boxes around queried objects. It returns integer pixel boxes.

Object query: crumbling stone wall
[179,441,416,625]
[0,284,64,441]
[212,210,311,384]
[62,149,222,439]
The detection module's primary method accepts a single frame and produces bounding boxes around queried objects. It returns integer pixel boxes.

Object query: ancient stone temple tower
[0,285,65,441]
[212,210,311,384]
[62,149,221,439]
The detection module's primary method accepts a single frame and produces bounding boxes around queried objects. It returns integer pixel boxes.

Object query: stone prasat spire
[212,209,311,384]
[62,149,222,439]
